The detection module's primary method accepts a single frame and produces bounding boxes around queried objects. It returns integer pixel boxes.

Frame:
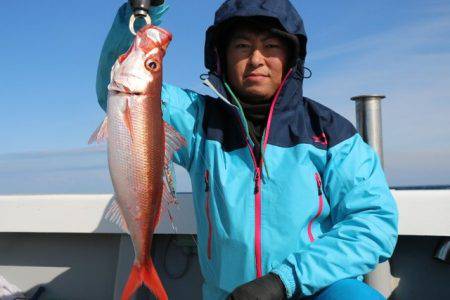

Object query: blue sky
[1,0,449,193]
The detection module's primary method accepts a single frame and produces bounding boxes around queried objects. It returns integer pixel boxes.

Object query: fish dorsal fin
[153,179,178,232]
[162,184,178,233]
[105,195,129,233]
[163,163,176,198]
[88,116,108,144]
[163,121,186,165]
[153,122,186,231]
[152,182,177,230]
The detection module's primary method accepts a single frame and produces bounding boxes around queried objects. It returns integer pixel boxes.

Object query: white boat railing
[1,189,449,237]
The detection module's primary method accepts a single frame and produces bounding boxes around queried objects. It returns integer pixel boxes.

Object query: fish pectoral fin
[105,195,129,233]
[88,116,108,144]
[163,121,186,165]
[123,98,134,142]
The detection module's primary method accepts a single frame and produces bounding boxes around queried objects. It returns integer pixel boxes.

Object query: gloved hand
[227,273,287,300]
[96,2,169,112]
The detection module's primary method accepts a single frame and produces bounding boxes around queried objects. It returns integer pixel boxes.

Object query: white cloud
[309,14,450,62]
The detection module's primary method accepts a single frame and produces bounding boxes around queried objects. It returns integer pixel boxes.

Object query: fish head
[109,25,173,94]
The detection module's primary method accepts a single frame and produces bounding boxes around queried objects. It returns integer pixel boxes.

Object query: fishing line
[163,235,192,279]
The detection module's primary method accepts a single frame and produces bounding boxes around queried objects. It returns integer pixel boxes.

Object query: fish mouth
[110,75,148,94]
[109,89,147,96]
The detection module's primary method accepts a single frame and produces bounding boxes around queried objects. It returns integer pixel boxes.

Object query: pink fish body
[89,25,185,300]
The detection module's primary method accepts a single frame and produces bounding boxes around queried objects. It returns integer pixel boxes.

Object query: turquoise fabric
[304,279,385,300]
[159,83,398,299]
[97,4,398,300]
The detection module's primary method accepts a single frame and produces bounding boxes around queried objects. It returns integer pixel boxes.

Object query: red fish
[89,24,185,300]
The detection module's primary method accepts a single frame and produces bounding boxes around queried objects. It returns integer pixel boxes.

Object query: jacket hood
[204,0,307,73]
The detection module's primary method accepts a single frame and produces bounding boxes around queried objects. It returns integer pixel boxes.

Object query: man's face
[225,28,289,102]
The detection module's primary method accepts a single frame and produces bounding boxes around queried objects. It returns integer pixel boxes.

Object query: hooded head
[204,0,307,76]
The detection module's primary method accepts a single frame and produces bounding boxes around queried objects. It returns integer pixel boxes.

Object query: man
[97,1,398,299]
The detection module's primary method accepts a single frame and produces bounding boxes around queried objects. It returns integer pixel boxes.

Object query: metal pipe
[350,94,398,298]
[351,95,385,165]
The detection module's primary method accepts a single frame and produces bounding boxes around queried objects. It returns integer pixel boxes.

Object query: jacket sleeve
[272,133,398,298]
[161,83,202,170]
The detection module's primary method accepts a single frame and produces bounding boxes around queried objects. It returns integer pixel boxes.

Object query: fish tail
[142,259,168,300]
[121,264,141,300]
[121,260,168,300]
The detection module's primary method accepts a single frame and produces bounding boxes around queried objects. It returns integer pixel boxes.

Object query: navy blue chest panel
[202,97,247,152]
[201,94,357,152]
[268,98,357,150]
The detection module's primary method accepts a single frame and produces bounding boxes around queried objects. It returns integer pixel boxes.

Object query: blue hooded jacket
[96,1,398,299]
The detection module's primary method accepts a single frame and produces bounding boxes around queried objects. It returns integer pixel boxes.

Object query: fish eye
[145,58,159,71]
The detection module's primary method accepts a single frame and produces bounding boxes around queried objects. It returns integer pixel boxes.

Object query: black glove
[227,273,287,300]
